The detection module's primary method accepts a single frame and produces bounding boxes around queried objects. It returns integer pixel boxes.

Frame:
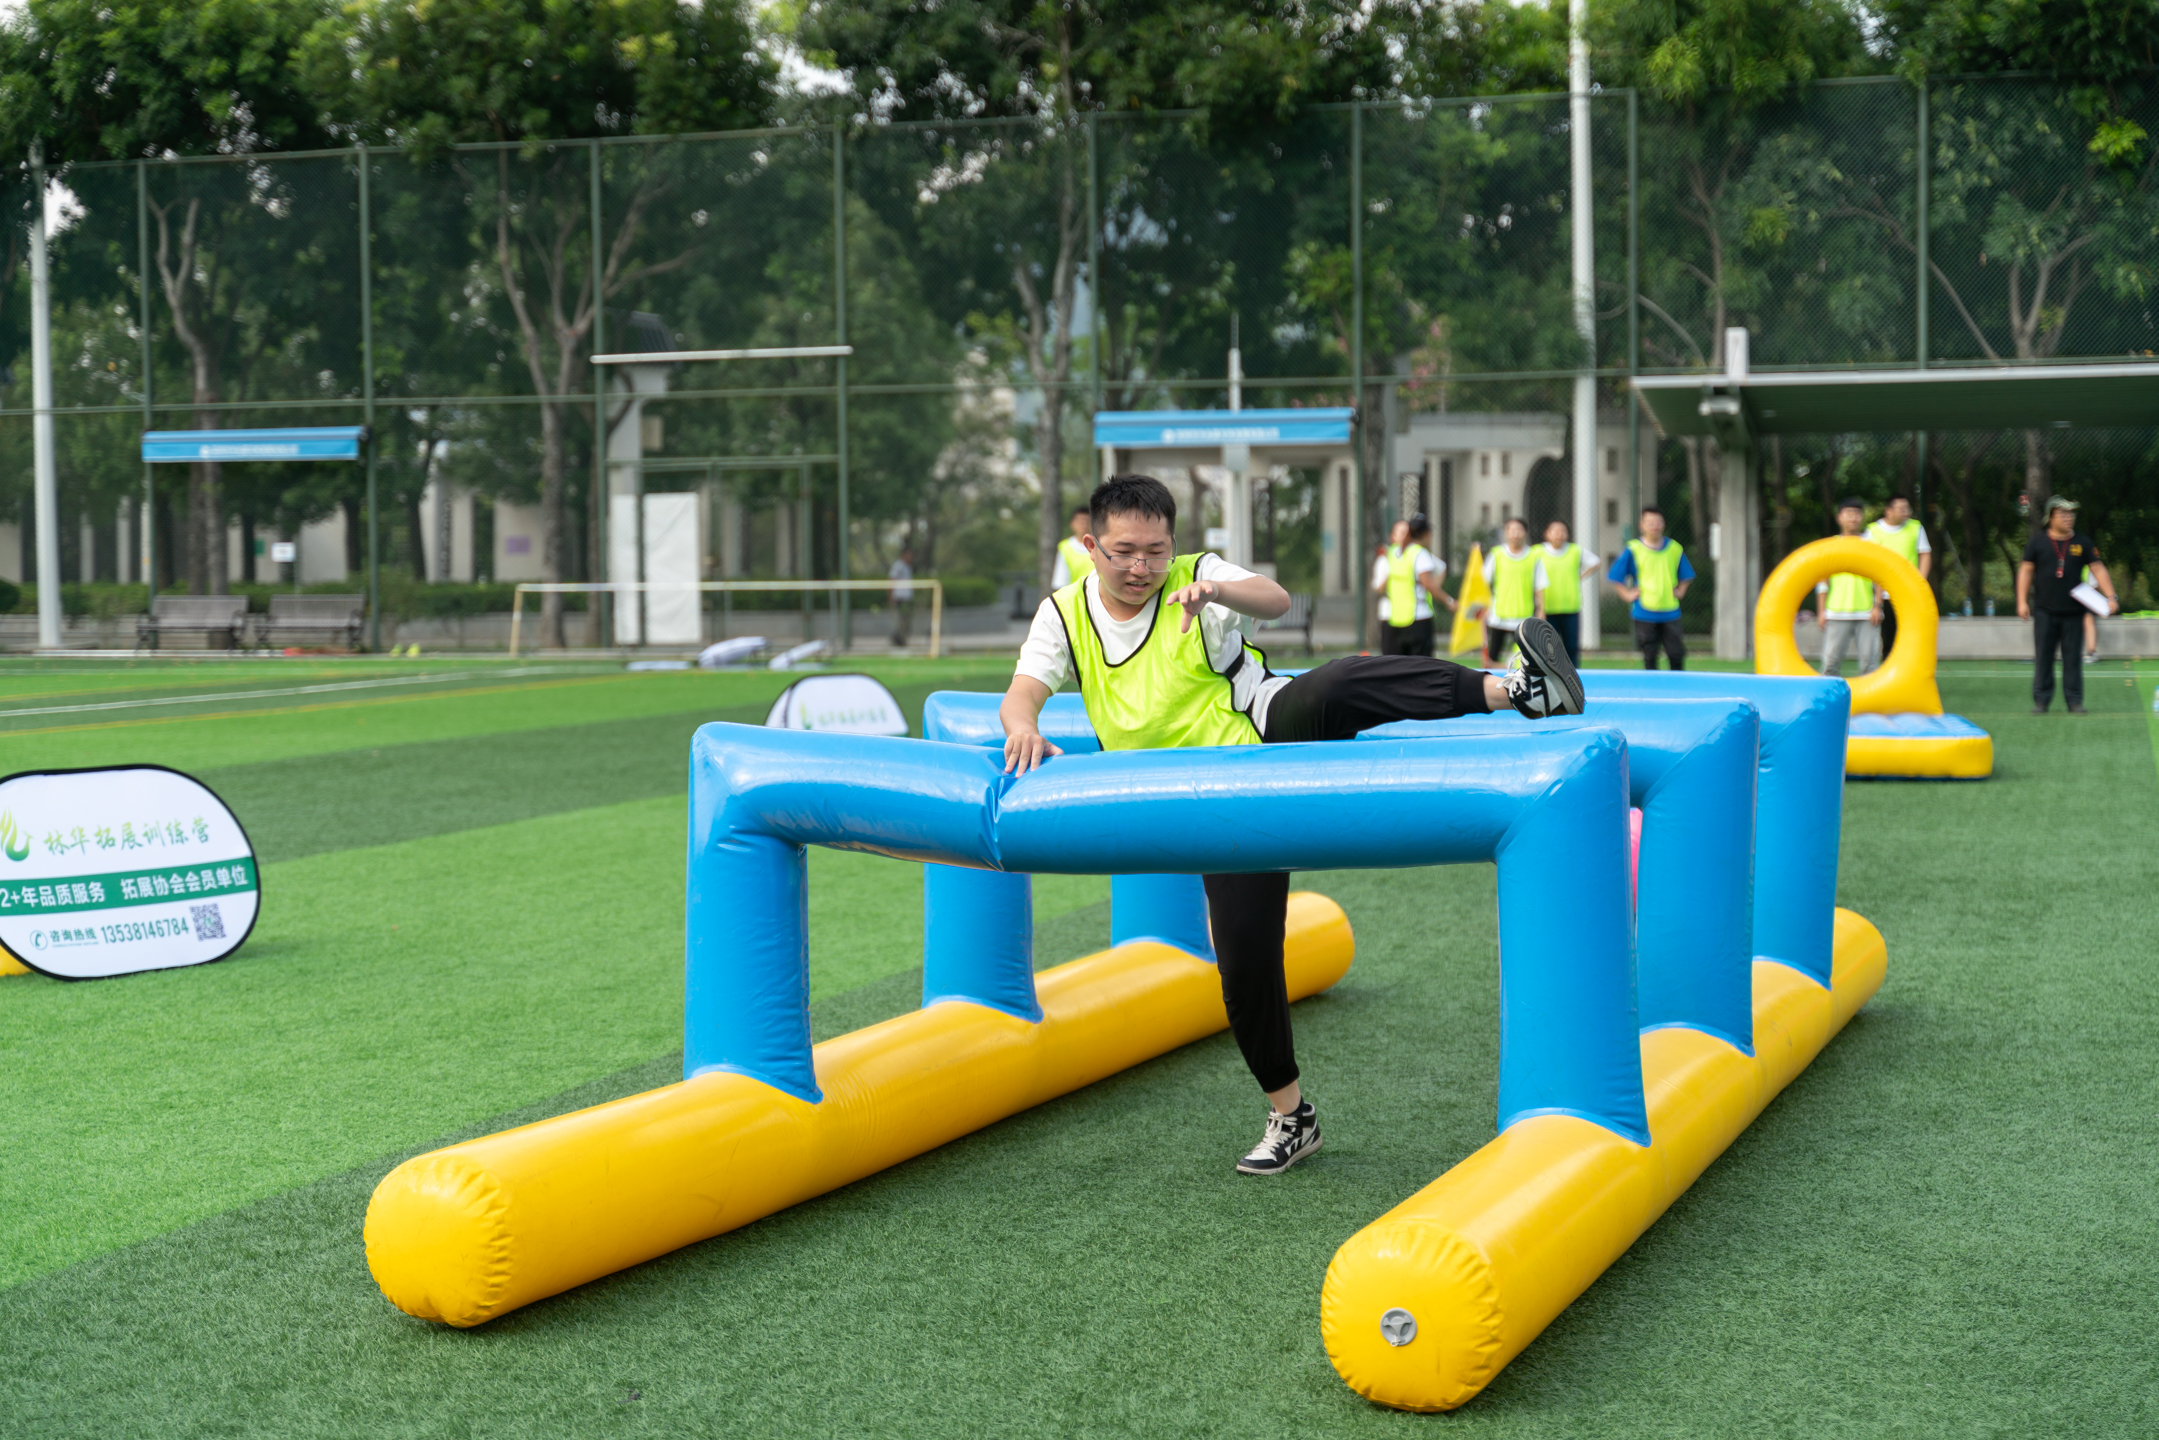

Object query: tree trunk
[537,400,567,647]
[406,488,426,581]
[152,197,228,598]
[2022,429,2050,537]
[1035,392,1065,593]
[587,415,608,647]
[186,455,225,596]
[1683,438,1707,542]
[343,496,364,576]
[240,512,256,585]
[1768,436,1789,569]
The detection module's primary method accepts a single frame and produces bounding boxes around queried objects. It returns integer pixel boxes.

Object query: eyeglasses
[1099,552,1173,573]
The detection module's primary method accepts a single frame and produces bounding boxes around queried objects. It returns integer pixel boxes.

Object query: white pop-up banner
[764,673,909,736]
[0,766,260,980]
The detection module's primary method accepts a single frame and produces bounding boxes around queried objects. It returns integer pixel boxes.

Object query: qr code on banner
[190,903,225,940]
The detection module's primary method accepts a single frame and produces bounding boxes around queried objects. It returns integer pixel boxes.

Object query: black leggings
[1203,654,1494,1094]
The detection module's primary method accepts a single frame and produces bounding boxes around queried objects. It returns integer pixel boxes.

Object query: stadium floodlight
[591,345,853,365]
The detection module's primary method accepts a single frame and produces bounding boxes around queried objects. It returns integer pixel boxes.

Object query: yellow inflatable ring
[1754,536,1941,716]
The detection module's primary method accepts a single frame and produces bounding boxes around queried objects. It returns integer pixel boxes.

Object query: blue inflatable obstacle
[363,672,1886,1418]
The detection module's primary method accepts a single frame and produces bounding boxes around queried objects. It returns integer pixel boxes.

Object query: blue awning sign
[141,427,369,463]
[1093,407,1356,449]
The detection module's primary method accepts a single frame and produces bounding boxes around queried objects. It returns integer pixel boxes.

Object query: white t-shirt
[1016,554,1294,736]
[1480,545,1549,630]
[1369,547,1446,622]
[888,558,914,602]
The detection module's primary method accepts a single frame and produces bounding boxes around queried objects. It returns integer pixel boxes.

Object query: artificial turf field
[0,654,2153,1437]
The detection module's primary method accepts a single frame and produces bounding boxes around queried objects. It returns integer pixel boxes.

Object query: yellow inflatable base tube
[1322,908,1886,1412]
[0,950,29,976]
[367,891,1355,1327]
[1846,734,1993,779]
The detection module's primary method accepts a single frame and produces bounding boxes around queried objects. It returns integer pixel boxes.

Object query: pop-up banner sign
[0,766,260,980]
[764,673,909,736]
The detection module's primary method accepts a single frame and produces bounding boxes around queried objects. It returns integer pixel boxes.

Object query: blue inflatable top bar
[687,721,1645,1141]
[142,427,368,463]
[927,689,1766,1051]
[1093,408,1355,449]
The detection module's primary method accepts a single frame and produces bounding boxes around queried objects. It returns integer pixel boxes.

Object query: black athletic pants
[1378,617,1433,656]
[1878,599,1898,661]
[1634,618,1686,670]
[2033,607,2084,709]
[1547,610,1581,664]
[1204,655,1494,1094]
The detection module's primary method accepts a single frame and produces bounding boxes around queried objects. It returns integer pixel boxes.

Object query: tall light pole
[30,144,61,651]
[1569,0,1601,653]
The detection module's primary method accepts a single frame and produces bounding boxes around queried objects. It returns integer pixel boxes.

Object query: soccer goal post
[507,579,944,659]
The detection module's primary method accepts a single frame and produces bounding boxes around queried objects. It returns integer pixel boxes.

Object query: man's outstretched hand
[1163,579,1220,633]
[1004,728,1063,775]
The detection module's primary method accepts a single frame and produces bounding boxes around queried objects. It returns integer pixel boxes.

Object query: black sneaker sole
[1515,617,1585,715]
[1235,1134,1323,1176]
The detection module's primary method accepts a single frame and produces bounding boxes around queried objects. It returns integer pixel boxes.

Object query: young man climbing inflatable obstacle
[999,475,1587,1176]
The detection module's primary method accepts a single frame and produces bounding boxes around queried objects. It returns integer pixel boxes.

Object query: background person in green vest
[1051,505,1095,589]
[1000,474,1585,1177]
[1538,519,1602,664]
[1370,513,1452,656]
[1607,505,1694,669]
[1816,499,1877,677]
[1479,516,1548,664]
[1865,493,1931,662]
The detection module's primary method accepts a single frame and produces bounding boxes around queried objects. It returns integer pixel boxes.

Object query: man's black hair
[1837,496,1865,512]
[1888,492,1912,506]
[1407,514,1432,540]
[1090,474,1177,533]
[1502,514,1528,530]
[1071,503,1091,519]
[1641,504,1665,519]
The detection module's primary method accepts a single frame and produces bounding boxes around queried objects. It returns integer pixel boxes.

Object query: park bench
[137,595,248,651]
[1254,592,1315,654]
[254,593,365,651]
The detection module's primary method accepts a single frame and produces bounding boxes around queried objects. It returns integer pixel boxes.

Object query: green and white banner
[0,766,260,979]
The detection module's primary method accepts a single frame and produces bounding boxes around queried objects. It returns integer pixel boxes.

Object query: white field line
[0,667,571,719]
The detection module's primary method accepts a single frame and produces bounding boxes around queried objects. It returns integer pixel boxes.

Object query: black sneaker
[1502,617,1586,718]
[1235,1099,1322,1176]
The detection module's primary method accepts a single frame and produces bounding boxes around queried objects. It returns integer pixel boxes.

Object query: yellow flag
[1449,542,1489,656]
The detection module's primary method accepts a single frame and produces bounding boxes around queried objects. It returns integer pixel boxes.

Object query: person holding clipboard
[2016,496,2119,714]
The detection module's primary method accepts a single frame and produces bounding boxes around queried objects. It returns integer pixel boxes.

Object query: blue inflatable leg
[684,829,819,1101]
[922,864,1041,1020]
[1111,873,1216,962]
[1491,735,1648,1143]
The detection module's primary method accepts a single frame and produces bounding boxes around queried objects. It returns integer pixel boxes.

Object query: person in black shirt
[2017,496,2119,714]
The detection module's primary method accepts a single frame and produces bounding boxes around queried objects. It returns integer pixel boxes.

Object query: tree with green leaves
[12,0,344,595]
[800,0,1387,587]
[314,0,776,645]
